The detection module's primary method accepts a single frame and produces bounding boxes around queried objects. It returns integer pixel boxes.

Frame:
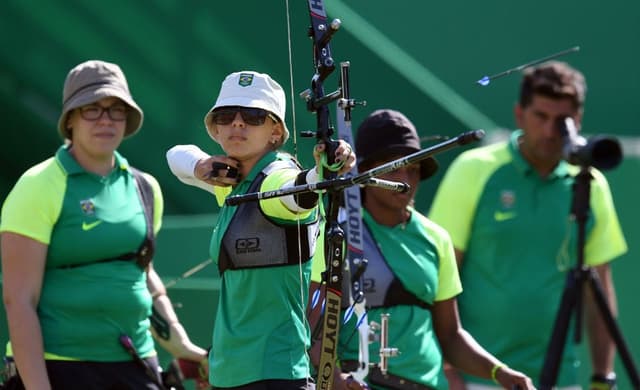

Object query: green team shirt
[429,130,627,387]
[315,208,461,390]
[0,145,163,361]
[208,151,317,388]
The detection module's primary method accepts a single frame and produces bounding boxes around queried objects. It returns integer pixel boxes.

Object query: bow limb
[304,0,341,165]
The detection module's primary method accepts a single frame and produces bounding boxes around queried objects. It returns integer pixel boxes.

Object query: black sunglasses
[210,106,279,126]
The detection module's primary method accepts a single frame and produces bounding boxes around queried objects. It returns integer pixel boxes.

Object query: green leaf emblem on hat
[238,73,254,87]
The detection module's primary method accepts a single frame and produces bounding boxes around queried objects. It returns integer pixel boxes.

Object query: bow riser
[306,1,350,389]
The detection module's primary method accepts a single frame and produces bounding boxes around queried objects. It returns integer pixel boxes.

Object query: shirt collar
[241,151,296,184]
[55,144,130,176]
[509,129,570,179]
[363,206,416,231]
[244,151,279,183]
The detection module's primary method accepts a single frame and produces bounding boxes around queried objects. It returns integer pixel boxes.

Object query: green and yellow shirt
[313,208,461,389]
[208,151,317,387]
[429,130,627,387]
[0,145,162,361]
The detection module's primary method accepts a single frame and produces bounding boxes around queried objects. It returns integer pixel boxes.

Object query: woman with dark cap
[323,109,534,389]
[0,60,207,389]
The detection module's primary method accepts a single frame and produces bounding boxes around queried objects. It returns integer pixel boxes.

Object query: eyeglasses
[210,106,279,126]
[78,104,128,121]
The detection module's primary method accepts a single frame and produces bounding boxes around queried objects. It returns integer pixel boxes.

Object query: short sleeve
[429,222,462,301]
[0,159,65,245]
[584,169,627,266]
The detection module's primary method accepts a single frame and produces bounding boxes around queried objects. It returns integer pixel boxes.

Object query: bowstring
[285,0,298,162]
[284,0,314,380]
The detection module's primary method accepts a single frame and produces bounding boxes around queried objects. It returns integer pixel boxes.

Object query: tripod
[539,166,640,389]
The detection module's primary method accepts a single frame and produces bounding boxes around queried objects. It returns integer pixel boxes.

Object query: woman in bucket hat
[166,70,355,389]
[1,60,207,389]
[323,109,534,390]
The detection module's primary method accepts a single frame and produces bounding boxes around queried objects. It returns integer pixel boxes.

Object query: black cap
[355,109,438,180]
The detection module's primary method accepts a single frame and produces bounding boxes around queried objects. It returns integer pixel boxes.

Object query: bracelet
[490,363,506,383]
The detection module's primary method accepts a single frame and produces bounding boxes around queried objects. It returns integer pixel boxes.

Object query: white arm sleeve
[166,145,216,194]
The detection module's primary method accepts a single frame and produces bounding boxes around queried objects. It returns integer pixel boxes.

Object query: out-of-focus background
[1,1,638,388]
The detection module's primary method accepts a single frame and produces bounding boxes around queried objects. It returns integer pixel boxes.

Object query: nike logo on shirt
[82,220,103,231]
[494,211,517,222]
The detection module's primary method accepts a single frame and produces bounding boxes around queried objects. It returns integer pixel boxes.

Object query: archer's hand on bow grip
[313,140,356,176]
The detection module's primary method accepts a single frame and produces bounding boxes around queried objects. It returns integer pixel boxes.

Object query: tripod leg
[539,270,581,390]
[587,268,640,388]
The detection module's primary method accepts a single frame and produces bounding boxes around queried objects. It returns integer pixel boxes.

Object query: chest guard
[343,223,432,310]
[218,160,320,275]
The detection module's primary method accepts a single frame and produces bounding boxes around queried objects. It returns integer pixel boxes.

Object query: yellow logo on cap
[238,73,254,87]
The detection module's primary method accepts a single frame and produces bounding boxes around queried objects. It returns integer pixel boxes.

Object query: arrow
[477,46,580,86]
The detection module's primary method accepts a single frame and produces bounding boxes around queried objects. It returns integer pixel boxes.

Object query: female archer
[167,70,355,389]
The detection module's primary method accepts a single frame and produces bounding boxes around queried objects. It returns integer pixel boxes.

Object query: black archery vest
[218,160,320,275]
[342,222,432,310]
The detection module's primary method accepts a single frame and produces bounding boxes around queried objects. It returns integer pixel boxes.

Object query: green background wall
[0,1,638,388]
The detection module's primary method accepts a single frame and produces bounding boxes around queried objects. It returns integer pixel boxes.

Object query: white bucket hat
[204,71,289,147]
[58,60,143,139]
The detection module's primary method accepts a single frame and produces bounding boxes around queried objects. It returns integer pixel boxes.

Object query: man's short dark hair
[519,61,586,112]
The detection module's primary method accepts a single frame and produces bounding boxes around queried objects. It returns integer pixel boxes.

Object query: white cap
[204,71,289,147]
